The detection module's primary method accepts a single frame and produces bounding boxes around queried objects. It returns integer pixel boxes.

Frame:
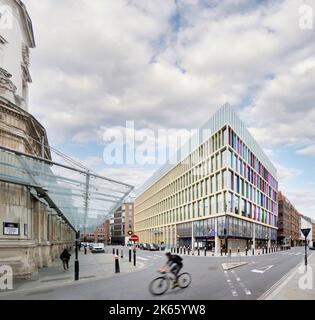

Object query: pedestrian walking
[60,248,71,270]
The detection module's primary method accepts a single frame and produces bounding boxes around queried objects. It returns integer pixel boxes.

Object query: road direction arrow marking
[251,265,274,274]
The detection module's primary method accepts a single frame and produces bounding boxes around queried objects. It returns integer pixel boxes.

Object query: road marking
[231,291,238,296]
[245,289,252,295]
[251,265,274,274]
[137,257,149,261]
[295,252,302,256]
[153,255,162,258]
[227,279,231,282]
[236,277,241,281]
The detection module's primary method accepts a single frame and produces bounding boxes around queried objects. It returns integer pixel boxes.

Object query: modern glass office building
[134,104,278,252]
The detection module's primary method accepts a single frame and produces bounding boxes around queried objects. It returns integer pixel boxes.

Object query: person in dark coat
[60,248,71,270]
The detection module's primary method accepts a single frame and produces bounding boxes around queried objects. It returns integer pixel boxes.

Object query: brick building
[277,192,300,247]
[111,202,134,245]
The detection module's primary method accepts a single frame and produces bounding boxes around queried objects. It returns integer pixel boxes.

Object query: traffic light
[127,230,133,236]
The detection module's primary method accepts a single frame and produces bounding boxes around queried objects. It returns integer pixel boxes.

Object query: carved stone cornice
[0,67,17,94]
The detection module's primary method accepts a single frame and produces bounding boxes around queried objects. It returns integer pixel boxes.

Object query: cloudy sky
[23,0,315,219]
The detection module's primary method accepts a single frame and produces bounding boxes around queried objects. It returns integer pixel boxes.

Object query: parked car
[88,243,96,250]
[149,243,159,251]
[91,243,105,253]
[142,243,151,250]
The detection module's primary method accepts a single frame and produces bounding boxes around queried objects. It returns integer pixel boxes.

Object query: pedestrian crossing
[281,252,302,256]
[137,254,164,261]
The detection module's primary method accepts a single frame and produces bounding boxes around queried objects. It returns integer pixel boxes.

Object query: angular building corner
[134,103,278,253]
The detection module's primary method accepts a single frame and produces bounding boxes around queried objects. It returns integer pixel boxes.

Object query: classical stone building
[0,0,75,279]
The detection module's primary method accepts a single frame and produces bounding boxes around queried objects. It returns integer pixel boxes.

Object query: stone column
[214,217,220,253]
[252,222,256,250]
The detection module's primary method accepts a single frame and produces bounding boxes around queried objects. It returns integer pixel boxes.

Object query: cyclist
[159,252,183,288]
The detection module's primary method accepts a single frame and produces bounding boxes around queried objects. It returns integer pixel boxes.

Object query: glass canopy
[0,145,133,232]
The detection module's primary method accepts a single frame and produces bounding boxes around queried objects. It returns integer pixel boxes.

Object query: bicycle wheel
[177,272,192,288]
[149,276,170,295]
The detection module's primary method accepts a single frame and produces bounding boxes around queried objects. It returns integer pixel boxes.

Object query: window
[210,196,215,214]
[204,198,208,216]
[222,170,227,189]
[235,196,239,214]
[216,173,221,191]
[241,199,247,217]
[217,193,222,213]
[198,200,202,217]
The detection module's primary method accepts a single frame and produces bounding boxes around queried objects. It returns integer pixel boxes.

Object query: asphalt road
[0,246,307,300]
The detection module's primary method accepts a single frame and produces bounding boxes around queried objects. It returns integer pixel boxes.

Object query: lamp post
[74,230,80,281]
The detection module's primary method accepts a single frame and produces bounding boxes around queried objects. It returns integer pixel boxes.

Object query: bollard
[180,247,182,254]
[252,248,254,256]
[184,247,186,254]
[129,248,131,262]
[116,249,119,256]
[113,248,115,255]
[177,247,179,254]
[204,248,207,256]
[245,248,248,256]
[121,249,123,258]
[262,248,264,254]
[133,249,136,266]
[115,255,120,273]
[269,247,271,254]
[198,247,200,256]
[237,247,240,254]
[229,248,232,256]
[221,249,223,256]
[188,248,190,255]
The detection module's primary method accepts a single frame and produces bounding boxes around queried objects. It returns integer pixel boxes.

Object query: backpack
[173,254,183,262]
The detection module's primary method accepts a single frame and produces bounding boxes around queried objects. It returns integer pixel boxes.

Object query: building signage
[3,222,20,235]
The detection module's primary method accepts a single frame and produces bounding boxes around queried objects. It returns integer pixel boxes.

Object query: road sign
[251,265,274,274]
[129,234,139,242]
[301,228,311,238]
[208,229,215,237]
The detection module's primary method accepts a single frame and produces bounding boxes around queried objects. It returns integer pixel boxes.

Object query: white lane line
[137,257,149,261]
[295,252,302,256]
[236,277,241,282]
[231,291,238,296]
[251,265,274,274]
[245,289,252,295]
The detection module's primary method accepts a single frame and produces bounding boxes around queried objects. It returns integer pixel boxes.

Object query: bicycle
[149,270,192,295]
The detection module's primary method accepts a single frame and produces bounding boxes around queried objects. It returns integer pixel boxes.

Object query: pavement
[0,246,144,296]
[260,251,315,300]
[0,245,313,300]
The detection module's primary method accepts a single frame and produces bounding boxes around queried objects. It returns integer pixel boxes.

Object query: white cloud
[22,0,315,147]
[21,0,315,218]
[297,144,315,156]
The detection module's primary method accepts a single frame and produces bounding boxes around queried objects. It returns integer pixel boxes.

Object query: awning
[0,145,133,232]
